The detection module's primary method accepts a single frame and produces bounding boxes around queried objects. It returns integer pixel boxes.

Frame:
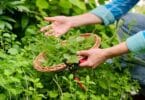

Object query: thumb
[44,17,56,22]
[79,61,89,67]
[79,60,93,68]
[77,50,89,56]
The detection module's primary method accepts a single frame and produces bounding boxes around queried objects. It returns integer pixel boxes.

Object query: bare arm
[69,13,102,28]
[105,42,129,59]
[41,13,102,36]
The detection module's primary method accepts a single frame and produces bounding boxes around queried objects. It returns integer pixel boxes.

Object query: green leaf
[36,0,49,10]
[16,5,30,12]
[99,81,107,89]
[5,22,12,30]
[76,37,84,42]
[4,69,14,76]
[68,55,78,63]
[36,83,43,88]
[63,54,70,60]
[10,1,23,5]
[8,48,18,55]
[68,74,74,80]
[69,0,86,10]
[86,75,90,83]
[0,20,5,29]
[0,94,6,100]
[0,16,16,22]
[8,87,23,95]
[62,92,72,100]
[3,33,11,37]
[48,91,58,98]
[0,9,3,15]
[21,16,29,30]
[0,51,6,59]
[59,0,72,9]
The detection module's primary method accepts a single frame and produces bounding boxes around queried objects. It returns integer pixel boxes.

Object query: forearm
[69,13,102,28]
[105,42,129,58]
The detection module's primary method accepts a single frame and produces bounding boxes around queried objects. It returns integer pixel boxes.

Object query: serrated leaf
[8,48,18,55]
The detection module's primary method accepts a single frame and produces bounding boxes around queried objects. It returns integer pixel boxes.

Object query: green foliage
[0,0,140,100]
[36,31,95,66]
[0,0,29,14]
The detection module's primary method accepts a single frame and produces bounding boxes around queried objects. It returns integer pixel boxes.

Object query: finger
[44,17,56,22]
[79,61,88,67]
[77,50,89,56]
[40,25,52,32]
[50,32,60,37]
[54,33,61,37]
[44,30,54,36]
[45,33,54,37]
[54,32,64,37]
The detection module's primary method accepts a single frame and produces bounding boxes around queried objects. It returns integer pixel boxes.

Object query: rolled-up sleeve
[126,31,145,53]
[90,0,139,25]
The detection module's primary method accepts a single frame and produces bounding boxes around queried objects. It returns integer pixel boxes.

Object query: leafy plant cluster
[0,0,140,100]
[36,32,95,66]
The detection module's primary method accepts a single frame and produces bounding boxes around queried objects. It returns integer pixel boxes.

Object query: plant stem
[53,75,63,99]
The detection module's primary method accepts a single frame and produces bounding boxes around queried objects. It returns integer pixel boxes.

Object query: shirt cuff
[126,31,145,53]
[90,6,115,25]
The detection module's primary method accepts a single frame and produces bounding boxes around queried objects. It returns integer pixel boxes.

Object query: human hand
[40,16,73,37]
[77,42,129,68]
[77,49,109,68]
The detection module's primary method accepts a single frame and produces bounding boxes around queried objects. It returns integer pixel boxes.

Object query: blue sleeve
[126,31,145,53]
[90,0,139,25]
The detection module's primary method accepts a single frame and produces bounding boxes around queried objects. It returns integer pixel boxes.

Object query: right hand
[40,16,73,37]
[77,49,108,68]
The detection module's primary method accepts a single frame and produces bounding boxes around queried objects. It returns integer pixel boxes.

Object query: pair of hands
[40,16,109,68]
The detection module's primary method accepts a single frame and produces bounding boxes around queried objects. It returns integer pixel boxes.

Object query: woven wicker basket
[33,33,101,72]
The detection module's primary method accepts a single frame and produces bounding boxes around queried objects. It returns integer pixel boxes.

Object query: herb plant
[36,32,95,67]
[0,0,140,100]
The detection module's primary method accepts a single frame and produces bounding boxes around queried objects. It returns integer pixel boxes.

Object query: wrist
[68,13,102,28]
[68,16,81,28]
[104,48,115,59]
[65,17,75,28]
[103,42,129,59]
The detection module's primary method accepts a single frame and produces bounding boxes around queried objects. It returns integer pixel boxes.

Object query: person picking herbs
[41,0,145,95]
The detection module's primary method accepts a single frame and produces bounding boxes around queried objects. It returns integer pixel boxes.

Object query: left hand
[40,16,72,37]
[77,48,108,68]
